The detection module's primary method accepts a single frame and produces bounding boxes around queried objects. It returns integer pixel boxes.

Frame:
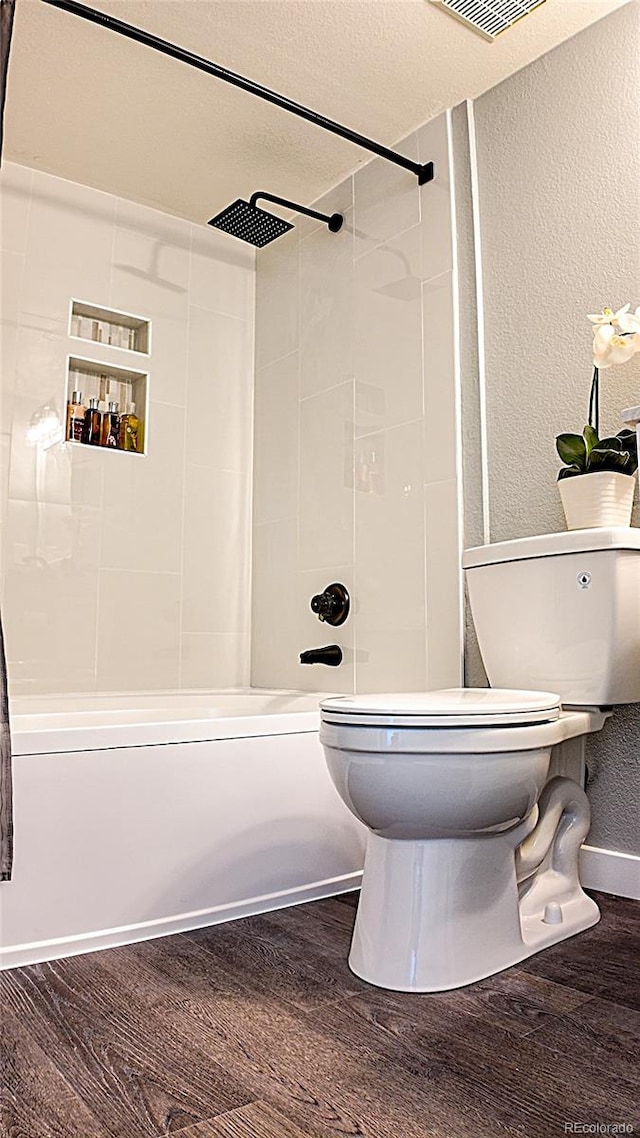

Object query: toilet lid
[320,688,561,728]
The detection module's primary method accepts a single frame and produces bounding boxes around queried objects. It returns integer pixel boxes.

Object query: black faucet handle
[309,583,350,626]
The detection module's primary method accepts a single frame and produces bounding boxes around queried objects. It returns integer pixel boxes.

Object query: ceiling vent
[429,0,547,40]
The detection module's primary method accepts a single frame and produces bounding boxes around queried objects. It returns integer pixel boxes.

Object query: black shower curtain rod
[40,0,434,186]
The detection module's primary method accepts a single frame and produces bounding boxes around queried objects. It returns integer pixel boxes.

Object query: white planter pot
[558,470,635,530]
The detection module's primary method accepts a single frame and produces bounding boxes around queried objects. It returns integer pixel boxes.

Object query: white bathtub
[1,689,365,970]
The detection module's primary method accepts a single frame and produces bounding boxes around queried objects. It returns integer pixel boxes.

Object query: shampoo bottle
[66,390,85,442]
[82,398,102,446]
[118,402,140,452]
[100,401,120,448]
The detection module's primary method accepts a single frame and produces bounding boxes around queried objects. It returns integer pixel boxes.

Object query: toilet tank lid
[462,526,640,569]
[320,688,561,726]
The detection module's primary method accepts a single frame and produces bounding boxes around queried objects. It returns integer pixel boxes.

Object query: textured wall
[472,3,640,854]
[0,163,255,693]
[251,114,463,694]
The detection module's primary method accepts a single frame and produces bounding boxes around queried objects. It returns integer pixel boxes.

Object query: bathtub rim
[9,687,327,756]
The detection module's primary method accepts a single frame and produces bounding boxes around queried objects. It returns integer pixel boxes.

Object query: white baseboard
[580,844,640,901]
[0,870,363,971]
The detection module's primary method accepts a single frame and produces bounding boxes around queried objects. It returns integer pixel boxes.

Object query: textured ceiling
[4,0,630,223]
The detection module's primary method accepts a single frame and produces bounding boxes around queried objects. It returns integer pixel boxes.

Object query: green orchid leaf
[589,446,632,473]
[557,464,583,481]
[556,433,586,469]
[583,425,599,458]
[617,429,638,473]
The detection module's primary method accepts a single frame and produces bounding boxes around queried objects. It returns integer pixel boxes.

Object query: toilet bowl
[319,528,640,992]
[321,689,605,991]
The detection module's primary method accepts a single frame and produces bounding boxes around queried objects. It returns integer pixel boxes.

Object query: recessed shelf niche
[69,299,151,355]
[66,355,148,456]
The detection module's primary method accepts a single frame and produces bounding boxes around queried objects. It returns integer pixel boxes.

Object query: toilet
[320,527,640,992]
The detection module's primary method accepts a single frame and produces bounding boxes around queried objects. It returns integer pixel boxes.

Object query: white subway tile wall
[0,163,255,694]
[251,112,463,694]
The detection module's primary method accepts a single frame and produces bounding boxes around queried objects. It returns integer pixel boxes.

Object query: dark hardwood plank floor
[0,889,638,1138]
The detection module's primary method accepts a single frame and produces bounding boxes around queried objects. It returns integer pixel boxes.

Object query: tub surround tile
[5,497,101,573]
[0,320,18,404]
[96,570,181,691]
[1,162,255,694]
[255,227,299,370]
[0,162,32,255]
[298,381,354,572]
[418,111,454,282]
[355,225,424,437]
[99,401,185,575]
[355,419,426,638]
[112,197,191,319]
[8,395,103,510]
[422,271,457,483]
[347,638,426,703]
[252,113,461,696]
[296,177,354,241]
[181,633,249,689]
[1,250,25,331]
[253,352,299,526]
[3,550,99,695]
[22,171,115,329]
[354,133,420,255]
[186,306,253,471]
[190,225,255,318]
[143,314,188,407]
[299,208,355,400]
[251,517,301,691]
[182,464,250,637]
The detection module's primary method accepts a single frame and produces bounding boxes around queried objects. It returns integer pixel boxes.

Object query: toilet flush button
[577,571,592,589]
[543,901,563,925]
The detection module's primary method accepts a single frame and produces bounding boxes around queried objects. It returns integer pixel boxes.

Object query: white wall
[251,113,463,694]
[0,163,255,694]
[467,2,640,856]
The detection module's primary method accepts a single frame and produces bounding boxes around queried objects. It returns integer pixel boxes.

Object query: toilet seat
[320,688,561,729]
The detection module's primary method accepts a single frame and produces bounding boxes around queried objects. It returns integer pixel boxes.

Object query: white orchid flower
[617,305,640,335]
[587,304,630,326]
[593,323,638,368]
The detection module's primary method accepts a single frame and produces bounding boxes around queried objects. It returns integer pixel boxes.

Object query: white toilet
[320,527,640,992]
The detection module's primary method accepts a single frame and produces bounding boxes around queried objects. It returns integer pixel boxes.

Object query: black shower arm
[250,191,342,231]
[40,0,435,186]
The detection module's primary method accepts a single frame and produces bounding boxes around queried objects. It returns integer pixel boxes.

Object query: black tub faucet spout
[299,645,343,667]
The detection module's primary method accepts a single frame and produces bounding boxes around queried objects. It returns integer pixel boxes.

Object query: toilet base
[348,830,599,992]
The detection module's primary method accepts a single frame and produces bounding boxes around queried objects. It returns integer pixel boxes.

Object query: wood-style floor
[1,889,638,1138]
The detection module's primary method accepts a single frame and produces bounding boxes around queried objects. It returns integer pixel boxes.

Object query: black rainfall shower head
[208,191,343,247]
[208,199,294,248]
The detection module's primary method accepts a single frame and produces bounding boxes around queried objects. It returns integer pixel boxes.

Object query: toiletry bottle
[66,390,85,442]
[82,398,102,446]
[100,401,120,448]
[118,402,140,452]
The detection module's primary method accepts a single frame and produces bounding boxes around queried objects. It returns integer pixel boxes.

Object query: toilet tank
[462,528,640,705]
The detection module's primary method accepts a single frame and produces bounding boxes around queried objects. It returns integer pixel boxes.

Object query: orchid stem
[588,366,599,437]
